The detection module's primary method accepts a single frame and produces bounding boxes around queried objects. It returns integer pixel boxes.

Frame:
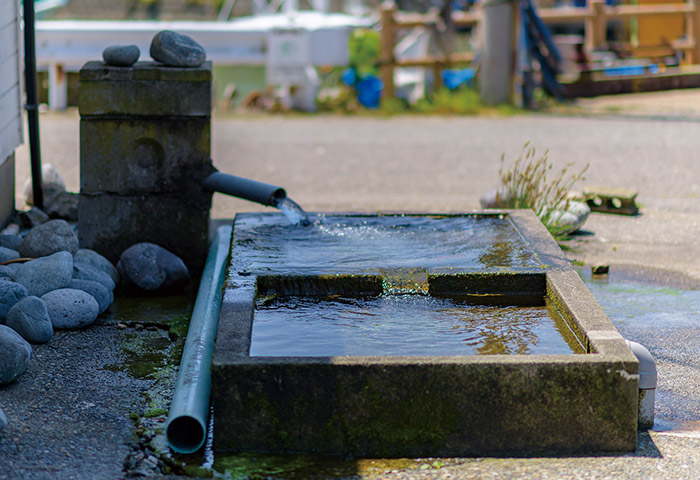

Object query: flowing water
[232,214,541,274]
[250,295,578,356]
[275,197,311,226]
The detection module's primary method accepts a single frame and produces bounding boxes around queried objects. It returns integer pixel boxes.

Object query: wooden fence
[379,0,700,99]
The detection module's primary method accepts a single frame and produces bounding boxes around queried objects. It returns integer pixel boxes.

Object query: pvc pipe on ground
[166,225,232,453]
[625,339,657,429]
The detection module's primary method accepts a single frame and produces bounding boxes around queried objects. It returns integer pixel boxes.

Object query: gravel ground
[6,93,700,478]
[0,324,144,480]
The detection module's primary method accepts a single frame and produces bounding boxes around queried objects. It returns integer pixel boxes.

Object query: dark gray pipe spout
[202,172,286,207]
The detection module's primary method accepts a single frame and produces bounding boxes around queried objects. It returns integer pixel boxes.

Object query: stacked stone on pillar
[78,61,215,271]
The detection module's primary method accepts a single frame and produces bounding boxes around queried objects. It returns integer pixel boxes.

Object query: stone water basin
[212,212,639,457]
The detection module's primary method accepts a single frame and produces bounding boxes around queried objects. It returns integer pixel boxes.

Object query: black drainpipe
[22,0,43,210]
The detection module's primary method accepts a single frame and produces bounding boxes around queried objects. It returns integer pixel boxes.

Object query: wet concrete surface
[580,268,700,435]
[6,98,700,478]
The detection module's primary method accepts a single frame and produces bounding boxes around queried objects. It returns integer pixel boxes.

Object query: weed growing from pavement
[498,143,589,240]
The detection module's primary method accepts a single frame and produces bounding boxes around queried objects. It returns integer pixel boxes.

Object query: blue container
[441,68,476,90]
[356,74,383,109]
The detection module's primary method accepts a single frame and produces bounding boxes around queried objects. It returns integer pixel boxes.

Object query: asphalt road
[16,107,700,280]
[5,101,700,479]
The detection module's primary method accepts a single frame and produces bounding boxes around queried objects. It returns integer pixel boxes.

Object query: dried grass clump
[498,143,589,238]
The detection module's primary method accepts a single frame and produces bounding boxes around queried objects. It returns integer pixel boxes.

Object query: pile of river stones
[0,219,191,430]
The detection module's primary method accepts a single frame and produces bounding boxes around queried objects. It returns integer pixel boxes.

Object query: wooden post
[510,1,520,106]
[380,2,397,100]
[584,3,594,52]
[48,63,68,110]
[594,0,607,47]
[691,0,700,64]
[433,63,443,90]
[585,0,606,53]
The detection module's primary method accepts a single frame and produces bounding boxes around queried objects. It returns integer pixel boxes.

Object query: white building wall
[0,0,22,160]
[0,0,22,226]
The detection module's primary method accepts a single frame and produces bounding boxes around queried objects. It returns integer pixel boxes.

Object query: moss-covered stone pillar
[78,61,215,271]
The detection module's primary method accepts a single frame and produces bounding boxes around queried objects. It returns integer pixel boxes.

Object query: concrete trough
[212,211,639,457]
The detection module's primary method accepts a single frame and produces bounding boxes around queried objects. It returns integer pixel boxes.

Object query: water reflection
[478,227,533,269]
[437,304,542,355]
[250,295,574,357]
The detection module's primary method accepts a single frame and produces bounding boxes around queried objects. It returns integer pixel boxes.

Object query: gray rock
[0,235,22,251]
[150,30,206,67]
[0,406,6,431]
[117,243,190,292]
[0,324,32,385]
[15,251,73,297]
[2,262,19,274]
[74,249,119,286]
[0,265,15,282]
[23,163,66,206]
[0,224,19,236]
[44,191,79,222]
[35,183,66,208]
[566,200,591,224]
[19,219,78,257]
[0,280,28,320]
[545,201,591,235]
[17,207,49,229]
[5,296,53,343]
[73,264,115,293]
[42,289,99,330]
[546,210,581,235]
[68,279,110,313]
[103,44,140,67]
[0,247,19,264]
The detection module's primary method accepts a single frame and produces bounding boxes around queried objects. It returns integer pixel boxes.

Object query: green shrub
[348,29,381,76]
[415,88,484,115]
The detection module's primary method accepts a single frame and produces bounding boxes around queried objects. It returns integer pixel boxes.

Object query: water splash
[275,197,311,226]
[232,215,540,273]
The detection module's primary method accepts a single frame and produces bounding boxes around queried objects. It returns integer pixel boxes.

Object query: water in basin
[250,294,581,357]
[232,214,541,274]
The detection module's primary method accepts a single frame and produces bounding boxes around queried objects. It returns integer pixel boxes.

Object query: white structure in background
[0,0,23,227]
[219,0,332,18]
[34,0,373,110]
[266,25,319,110]
[232,11,366,110]
[394,27,431,104]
